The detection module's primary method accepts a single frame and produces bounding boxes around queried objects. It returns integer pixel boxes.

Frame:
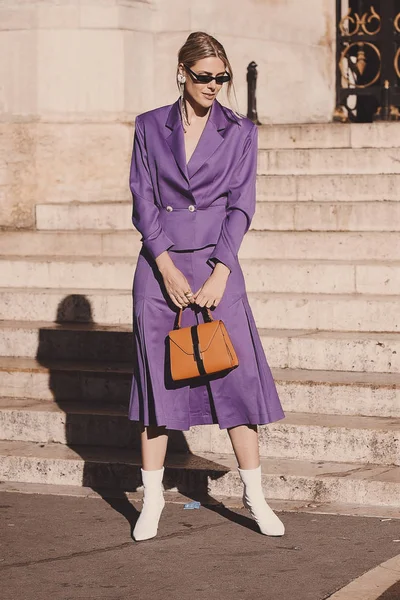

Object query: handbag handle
[175,306,213,329]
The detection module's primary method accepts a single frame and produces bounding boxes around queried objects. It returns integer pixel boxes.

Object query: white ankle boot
[238,465,285,536]
[133,467,165,542]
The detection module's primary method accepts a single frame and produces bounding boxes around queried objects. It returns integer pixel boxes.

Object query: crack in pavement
[0,521,228,571]
[0,541,134,571]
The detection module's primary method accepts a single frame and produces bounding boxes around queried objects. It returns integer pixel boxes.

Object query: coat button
[166,206,173,212]
[188,205,195,212]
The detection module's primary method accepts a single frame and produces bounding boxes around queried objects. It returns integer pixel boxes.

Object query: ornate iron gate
[335,0,400,122]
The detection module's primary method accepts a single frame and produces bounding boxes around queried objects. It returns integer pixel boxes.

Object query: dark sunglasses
[184,64,231,85]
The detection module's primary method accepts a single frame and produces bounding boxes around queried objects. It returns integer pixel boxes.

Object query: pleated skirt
[128,245,285,431]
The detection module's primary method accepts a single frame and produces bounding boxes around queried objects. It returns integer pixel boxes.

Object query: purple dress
[128,98,285,431]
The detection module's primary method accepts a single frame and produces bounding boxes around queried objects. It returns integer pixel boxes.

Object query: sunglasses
[184,64,231,85]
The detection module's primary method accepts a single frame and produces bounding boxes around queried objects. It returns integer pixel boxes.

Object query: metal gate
[335,0,400,122]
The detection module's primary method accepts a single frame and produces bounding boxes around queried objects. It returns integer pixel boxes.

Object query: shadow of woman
[35,293,255,538]
[375,580,400,600]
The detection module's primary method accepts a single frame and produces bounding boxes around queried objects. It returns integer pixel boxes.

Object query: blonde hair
[177,32,239,126]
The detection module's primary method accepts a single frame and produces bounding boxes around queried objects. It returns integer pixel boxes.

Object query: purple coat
[128,98,285,431]
[130,99,257,269]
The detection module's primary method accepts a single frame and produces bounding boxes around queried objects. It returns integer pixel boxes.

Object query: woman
[128,31,286,541]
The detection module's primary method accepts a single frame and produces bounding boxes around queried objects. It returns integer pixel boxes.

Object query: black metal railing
[247,61,261,125]
[335,0,400,122]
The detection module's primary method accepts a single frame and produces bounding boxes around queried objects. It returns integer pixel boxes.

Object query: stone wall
[154,0,336,124]
[0,0,335,228]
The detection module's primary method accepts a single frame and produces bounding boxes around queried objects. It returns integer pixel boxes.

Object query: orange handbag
[168,307,239,381]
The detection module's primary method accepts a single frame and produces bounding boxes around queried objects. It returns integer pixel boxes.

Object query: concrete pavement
[1,489,400,600]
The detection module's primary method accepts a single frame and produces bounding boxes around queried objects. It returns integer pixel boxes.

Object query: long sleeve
[130,117,174,260]
[208,124,258,272]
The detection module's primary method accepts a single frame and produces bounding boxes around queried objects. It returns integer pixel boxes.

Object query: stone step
[0,398,398,465]
[0,357,132,404]
[1,358,399,418]
[0,398,132,447]
[36,202,131,231]
[257,174,400,202]
[2,256,400,295]
[2,481,398,519]
[0,441,399,508]
[0,230,142,258]
[31,173,400,207]
[256,201,400,232]
[0,288,398,332]
[263,329,400,376]
[204,412,400,467]
[35,200,400,232]
[2,321,400,374]
[257,122,400,150]
[1,230,400,261]
[274,369,400,418]
[257,148,400,176]
[0,321,136,363]
[249,292,400,333]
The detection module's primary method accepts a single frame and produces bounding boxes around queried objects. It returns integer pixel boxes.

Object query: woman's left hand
[193,262,230,308]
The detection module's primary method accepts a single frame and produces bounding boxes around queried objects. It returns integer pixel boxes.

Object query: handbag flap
[169,321,221,355]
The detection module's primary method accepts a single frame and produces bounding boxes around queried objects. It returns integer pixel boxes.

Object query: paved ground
[1,491,400,600]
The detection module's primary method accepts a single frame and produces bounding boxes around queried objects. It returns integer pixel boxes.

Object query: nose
[207,80,216,91]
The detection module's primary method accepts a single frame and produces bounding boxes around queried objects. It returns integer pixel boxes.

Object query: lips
[203,93,215,99]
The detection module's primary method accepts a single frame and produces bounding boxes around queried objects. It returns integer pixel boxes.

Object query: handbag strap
[175,306,213,329]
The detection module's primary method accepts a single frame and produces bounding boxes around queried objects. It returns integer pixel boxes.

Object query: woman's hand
[193,262,230,308]
[155,251,194,308]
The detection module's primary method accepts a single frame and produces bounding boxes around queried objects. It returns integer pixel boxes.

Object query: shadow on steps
[35,293,249,534]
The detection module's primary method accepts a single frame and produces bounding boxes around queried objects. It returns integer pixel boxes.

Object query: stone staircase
[0,122,399,511]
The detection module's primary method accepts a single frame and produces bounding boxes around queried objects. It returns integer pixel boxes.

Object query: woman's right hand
[155,251,194,308]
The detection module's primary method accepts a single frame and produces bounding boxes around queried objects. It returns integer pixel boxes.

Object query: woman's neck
[183,94,211,122]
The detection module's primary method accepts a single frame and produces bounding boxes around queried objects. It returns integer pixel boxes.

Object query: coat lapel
[187,100,228,180]
[165,100,189,182]
[165,99,232,183]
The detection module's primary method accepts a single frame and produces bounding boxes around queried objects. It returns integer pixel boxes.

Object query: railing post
[247,61,261,125]
[333,0,348,122]
[381,80,391,121]
[374,79,398,120]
